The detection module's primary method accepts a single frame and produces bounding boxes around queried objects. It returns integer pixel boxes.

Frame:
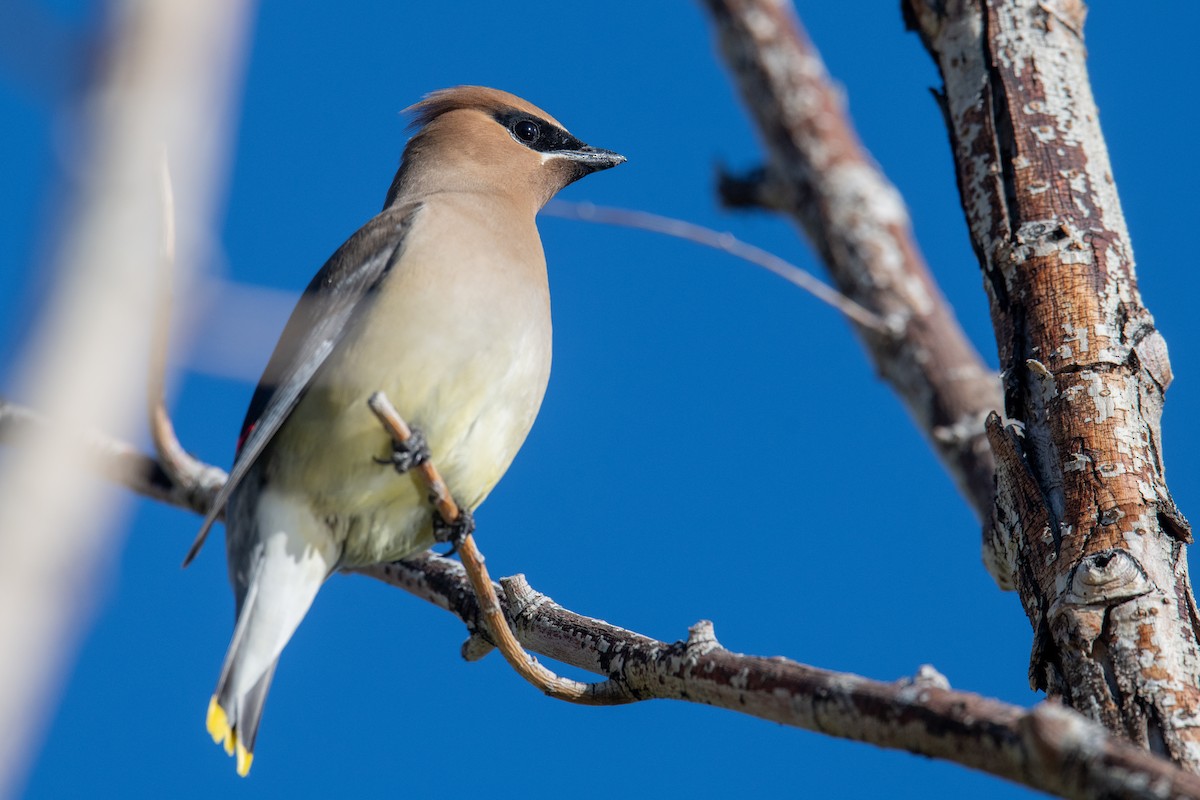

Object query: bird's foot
[376,427,431,474]
[433,505,475,557]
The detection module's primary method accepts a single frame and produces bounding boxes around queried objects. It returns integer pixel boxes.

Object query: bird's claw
[433,506,475,557]
[376,427,431,474]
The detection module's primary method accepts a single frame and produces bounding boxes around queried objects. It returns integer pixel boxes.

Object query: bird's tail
[205,570,287,778]
[206,492,338,776]
[207,660,276,777]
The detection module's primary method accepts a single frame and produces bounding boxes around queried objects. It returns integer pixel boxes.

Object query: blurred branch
[0,398,224,516]
[0,0,252,795]
[699,0,1000,521]
[3,397,1200,799]
[906,0,1200,769]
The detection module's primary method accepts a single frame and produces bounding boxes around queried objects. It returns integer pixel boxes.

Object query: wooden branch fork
[4,393,1200,798]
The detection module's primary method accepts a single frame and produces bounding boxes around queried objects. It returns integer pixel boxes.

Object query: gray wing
[183,202,423,565]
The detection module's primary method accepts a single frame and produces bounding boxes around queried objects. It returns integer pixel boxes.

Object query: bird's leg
[376,426,431,474]
[432,505,475,557]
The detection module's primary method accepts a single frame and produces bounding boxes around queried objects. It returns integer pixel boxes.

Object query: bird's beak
[562,145,626,173]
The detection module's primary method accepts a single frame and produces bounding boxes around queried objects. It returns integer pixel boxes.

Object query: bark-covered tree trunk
[905,0,1200,767]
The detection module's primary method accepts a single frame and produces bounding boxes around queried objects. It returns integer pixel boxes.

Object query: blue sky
[4,2,1199,798]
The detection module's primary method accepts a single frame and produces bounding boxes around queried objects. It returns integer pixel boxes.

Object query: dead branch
[905,0,1200,769]
[6,394,1200,799]
[699,0,1000,521]
[370,560,1200,800]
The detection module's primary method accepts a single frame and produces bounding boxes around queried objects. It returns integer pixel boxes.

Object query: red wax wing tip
[237,421,257,453]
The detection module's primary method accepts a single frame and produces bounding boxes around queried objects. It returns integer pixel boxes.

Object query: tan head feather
[404,86,567,132]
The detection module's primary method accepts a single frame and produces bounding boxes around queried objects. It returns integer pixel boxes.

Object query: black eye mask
[493,108,588,154]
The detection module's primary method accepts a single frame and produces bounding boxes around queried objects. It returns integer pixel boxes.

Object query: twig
[542,199,891,333]
[365,391,636,705]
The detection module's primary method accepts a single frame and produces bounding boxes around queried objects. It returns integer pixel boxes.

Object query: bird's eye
[514,120,540,143]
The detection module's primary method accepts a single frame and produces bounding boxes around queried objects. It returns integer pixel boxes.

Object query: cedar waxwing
[188,86,624,776]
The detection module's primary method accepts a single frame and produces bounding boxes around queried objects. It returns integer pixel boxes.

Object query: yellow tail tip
[236,741,254,777]
[206,696,238,756]
[206,697,230,744]
[207,695,253,775]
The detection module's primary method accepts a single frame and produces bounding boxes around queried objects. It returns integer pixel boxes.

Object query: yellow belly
[254,192,552,566]
[259,321,550,566]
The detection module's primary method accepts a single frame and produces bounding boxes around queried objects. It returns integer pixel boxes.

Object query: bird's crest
[403,85,565,132]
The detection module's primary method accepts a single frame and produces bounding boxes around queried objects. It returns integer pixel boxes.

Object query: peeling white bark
[908,0,1200,769]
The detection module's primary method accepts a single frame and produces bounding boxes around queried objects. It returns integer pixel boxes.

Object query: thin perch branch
[365,391,636,705]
